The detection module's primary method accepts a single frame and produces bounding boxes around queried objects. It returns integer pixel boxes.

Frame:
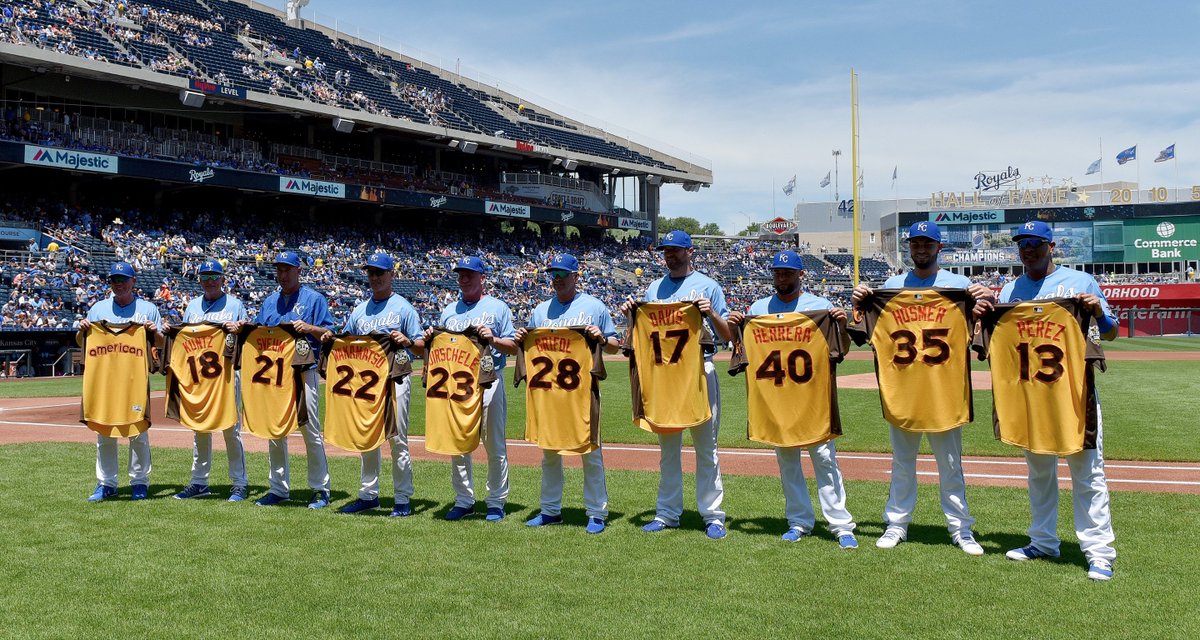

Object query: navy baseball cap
[549,254,580,273]
[453,256,489,273]
[907,221,942,242]
[198,259,224,274]
[109,262,135,278]
[656,230,693,249]
[770,250,804,270]
[273,251,301,267]
[362,253,394,271]
[1012,220,1053,242]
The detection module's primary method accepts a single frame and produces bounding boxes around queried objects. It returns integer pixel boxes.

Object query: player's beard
[911,254,936,270]
[773,281,799,297]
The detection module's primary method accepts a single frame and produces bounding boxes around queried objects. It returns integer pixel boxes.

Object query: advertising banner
[1123,218,1200,261]
[23,145,117,174]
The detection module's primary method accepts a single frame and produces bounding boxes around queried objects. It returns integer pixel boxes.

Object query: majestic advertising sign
[619,216,652,231]
[1123,218,1200,261]
[23,145,117,174]
[761,216,797,235]
[278,177,346,199]
[929,210,1004,225]
[485,200,531,219]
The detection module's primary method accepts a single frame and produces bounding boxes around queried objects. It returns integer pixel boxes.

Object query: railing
[500,172,602,198]
[426,169,471,185]
[326,154,414,176]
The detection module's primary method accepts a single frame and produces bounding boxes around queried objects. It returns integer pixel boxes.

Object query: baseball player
[249,251,334,509]
[334,253,424,517]
[620,230,733,539]
[851,221,990,555]
[171,259,250,501]
[974,220,1117,581]
[514,254,619,534]
[727,250,858,548]
[425,256,517,522]
[79,261,162,501]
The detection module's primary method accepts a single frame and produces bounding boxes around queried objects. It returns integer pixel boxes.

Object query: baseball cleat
[174,484,210,500]
[838,534,860,550]
[255,492,289,506]
[307,491,331,509]
[876,527,906,549]
[525,513,563,527]
[954,534,985,556]
[339,497,380,514]
[1005,544,1057,561]
[87,484,117,502]
[586,517,606,534]
[485,506,505,522]
[389,502,412,517]
[705,522,727,540]
[228,486,249,502]
[641,519,677,533]
[130,484,150,501]
[445,504,475,521]
[1087,560,1114,581]
[781,527,809,542]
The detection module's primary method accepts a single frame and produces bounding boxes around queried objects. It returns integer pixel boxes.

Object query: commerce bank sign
[24,145,118,174]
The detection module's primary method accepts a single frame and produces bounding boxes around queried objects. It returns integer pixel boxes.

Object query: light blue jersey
[87,296,162,330]
[254,285,335,366]
[439,294,516,370]
[344,293,423,358]
[644,271,728,341]
[183,293,248,324]
[999,266,1116,332]
[747,292,834,315]
[884,269,971,289]
[528,292,618,337]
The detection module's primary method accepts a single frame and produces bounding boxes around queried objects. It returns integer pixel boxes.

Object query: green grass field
[4,343,1200,461]
[0,444,1196,639]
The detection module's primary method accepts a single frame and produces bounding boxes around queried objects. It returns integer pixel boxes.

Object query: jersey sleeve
[709,282,729,320]
[309,293,335,330]
[726,319,748,376]
[494,302,516,339]
[588,332,608,381]
[512,338,528,388]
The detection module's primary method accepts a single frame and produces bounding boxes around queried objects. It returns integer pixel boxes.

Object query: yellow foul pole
[850,68,861,285]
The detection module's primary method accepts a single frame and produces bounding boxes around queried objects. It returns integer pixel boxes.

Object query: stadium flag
[856,172,863,188]
[1085,158,1101,175]
[1116,145,1137,165]
[819,171,831,188]
[782,175,796,196]
[1155,144,1175,163]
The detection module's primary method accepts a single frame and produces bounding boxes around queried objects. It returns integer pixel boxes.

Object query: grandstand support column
[638,176,661,237]
[373,137,382,162]
[307,124,315,146]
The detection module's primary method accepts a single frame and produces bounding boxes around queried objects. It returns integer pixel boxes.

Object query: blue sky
[267,1,1200,233]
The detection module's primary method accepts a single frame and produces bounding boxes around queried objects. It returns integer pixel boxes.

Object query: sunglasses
[365,268,389,277]
[1016,238,1047,249]
[548,269,572,280]
[199,274,223,282]
[109,276,131,284]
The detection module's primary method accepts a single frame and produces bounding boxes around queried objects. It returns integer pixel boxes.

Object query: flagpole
[1099,137,1105,203]
[773,177,776,216]
[1175,151,1179,202]
[851,68,861,286]
[1136,151,1141,204]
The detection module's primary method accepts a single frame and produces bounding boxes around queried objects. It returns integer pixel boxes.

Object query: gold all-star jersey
[422,328,497,455]
[79,322,154,437]
[319,334,414,453]
[161,323,239,432]
[515,327,606,455]
[974,299,1106,455]
[729,311,849,448]
[237,324,314,440]
[625,301,714,433]
[849,288,974,432]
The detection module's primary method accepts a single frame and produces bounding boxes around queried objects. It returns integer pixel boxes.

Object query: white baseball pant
[654,358,724,526]
[1021,402,1116,563]
[451,379,509,509]
[538,447,608,520]
[358,375,414,501]
[96,430,151,488]
[266,368,331,497]
[776,440,856,536]
[883,425,975,537]
[189,372,247,487]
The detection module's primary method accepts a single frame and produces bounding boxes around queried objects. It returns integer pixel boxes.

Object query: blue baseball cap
[109,262,135,278]
[770,250,804,271]
[362,253,394,271]
[907,221,942,242]
[548,254,580,273]
[656,230,693,249]
[273,251,301,267]
[198,259,224,274]
[1012,220,1053,242]
[453,256,489,273]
